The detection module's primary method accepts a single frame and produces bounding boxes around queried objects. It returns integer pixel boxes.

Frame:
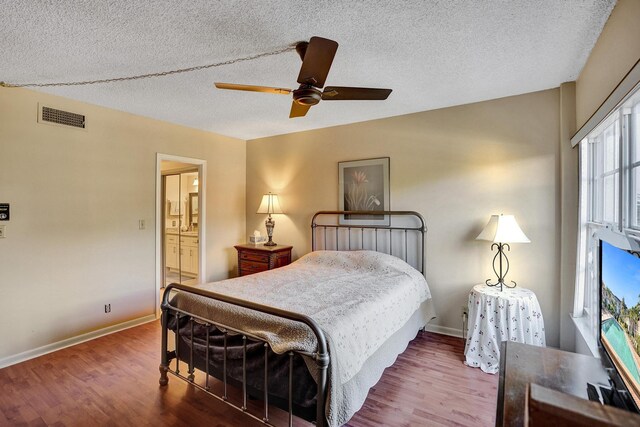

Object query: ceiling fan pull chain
[0,44,297,88]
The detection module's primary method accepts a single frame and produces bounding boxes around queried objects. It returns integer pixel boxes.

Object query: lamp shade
[476,214,530,243]
[256,193,283,215]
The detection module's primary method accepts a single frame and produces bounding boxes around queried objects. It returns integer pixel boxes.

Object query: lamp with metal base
[256,193,283,246]
[476,214,530,291]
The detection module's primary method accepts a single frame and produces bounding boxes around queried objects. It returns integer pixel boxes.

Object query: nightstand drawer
[239,260,269,274]
[235,244,293,277]
[239,252,269,263]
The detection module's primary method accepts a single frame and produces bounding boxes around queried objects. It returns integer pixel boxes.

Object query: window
[588,113,620,226]
[575,84,640,339]
[631,101,640,228]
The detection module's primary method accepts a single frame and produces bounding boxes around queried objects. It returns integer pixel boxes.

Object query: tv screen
[600,240,640,409]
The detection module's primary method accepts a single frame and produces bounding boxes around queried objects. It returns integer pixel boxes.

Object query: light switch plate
[0,225,5,238]
[139,219,145,230]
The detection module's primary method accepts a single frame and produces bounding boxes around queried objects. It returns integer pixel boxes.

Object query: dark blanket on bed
[168,314,318,421]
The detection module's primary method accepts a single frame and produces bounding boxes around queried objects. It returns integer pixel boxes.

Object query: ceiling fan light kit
[214,36,393,118]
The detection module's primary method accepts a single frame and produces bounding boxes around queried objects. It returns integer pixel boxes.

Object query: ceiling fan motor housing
[293,86,322,106]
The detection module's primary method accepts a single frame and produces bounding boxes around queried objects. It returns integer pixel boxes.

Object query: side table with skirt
[464,284,546,374]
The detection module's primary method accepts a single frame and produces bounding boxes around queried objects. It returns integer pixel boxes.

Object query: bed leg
[159,364,169,386]
[315,352,330,427]
[159,298,170,387]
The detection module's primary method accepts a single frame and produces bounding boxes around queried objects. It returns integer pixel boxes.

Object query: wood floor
[0,321,498,426]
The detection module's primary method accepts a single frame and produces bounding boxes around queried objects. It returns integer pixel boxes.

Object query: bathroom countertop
[166,230,199,237]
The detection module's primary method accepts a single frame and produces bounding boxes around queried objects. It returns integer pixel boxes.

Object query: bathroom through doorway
[155,154,206,315]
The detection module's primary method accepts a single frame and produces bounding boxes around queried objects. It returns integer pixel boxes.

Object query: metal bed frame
[311,210,427,276]
[159,210,426,427]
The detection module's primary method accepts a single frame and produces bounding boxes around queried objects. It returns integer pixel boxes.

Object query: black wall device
[0,203,9,221]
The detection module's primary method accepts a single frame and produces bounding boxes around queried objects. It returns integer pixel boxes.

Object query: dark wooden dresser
[497,341,610,426]
[234,244,292,277]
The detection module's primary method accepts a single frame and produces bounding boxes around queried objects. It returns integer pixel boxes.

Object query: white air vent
[38,105,86,129]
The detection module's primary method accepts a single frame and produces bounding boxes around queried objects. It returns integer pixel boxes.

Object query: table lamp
[257,193,283,246]
[476,214,530,291]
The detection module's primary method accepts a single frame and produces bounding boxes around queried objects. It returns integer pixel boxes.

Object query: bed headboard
[311,210,427,276]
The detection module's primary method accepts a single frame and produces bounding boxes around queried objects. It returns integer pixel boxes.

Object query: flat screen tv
[599,239,640,411]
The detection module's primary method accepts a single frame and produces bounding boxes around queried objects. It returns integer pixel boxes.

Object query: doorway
[162,169,199,286]
[155,154,206,315]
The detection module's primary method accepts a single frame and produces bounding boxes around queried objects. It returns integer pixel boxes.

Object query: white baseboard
[425,323,464,338]
[0,314,156,369]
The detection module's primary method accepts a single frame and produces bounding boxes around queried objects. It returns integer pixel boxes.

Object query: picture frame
[338,157,390,226]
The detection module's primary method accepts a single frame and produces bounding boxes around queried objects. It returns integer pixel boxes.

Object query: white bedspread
[171,250,432,426]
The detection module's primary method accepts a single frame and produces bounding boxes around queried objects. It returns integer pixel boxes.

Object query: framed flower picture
[338,157,390,225]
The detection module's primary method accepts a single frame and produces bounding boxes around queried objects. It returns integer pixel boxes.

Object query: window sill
[571,314,600,358]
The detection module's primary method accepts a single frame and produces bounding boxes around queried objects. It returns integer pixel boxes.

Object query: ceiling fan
[214,37,392,118]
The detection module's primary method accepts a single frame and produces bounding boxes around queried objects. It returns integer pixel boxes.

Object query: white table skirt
[464,284,546,374]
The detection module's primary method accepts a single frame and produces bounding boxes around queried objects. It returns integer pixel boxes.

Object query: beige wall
[247,89,562,346]
[0,88,246,362]
[576,0,640,128]
[559,82,577,352]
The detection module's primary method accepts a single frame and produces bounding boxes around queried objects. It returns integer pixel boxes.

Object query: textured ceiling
[1,0,615,140]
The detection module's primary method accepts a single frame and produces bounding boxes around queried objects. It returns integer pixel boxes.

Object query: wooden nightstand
[234,244,293,277]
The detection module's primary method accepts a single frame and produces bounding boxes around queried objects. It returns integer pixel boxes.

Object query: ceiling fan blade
[289,101,311,118]
[322,86,392,101]
[214,82,292,95]
[296,37,338,88]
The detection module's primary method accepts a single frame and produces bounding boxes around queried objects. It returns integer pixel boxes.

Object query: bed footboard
[159,282,329,427]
